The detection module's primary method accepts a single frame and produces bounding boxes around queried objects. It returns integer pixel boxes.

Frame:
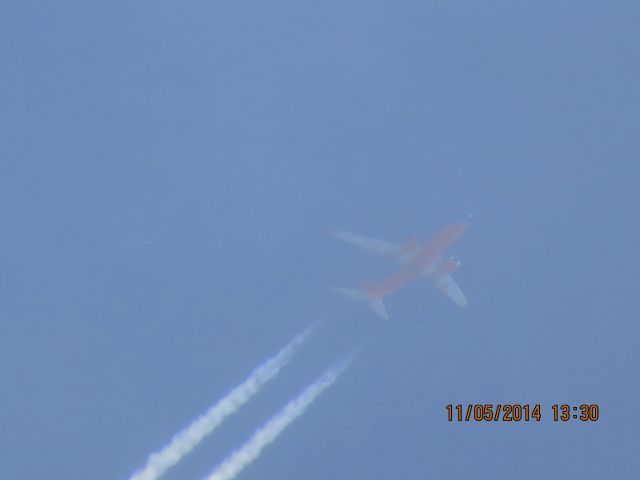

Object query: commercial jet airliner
[331,223,469,319]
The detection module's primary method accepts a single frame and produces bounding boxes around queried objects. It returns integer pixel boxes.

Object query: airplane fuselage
[368,223,467,300]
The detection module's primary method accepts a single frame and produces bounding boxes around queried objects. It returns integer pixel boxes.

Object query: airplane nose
[453,223,468,236]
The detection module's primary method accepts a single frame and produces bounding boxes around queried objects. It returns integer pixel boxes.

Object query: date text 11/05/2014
[446,404,600,422]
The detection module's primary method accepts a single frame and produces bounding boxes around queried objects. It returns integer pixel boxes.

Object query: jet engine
[439,256,461,274]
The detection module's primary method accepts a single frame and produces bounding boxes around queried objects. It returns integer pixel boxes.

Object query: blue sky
[1,1,639,478]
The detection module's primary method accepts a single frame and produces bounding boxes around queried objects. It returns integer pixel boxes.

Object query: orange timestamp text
[446,404,600,422]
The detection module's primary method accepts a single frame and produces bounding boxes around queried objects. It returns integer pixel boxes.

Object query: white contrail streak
[203,353,355,480]
[128,324,317,480]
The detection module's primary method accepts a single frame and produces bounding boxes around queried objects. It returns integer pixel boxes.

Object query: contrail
[128,323,318,480]
[203,352,355,480]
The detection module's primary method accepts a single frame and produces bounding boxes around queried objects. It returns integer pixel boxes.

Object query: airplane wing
[434,273,468,307]
[330,229,401,256]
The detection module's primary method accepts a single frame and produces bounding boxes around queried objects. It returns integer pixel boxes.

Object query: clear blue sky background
[2,1,639,479]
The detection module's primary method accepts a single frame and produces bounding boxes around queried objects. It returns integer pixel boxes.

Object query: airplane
[331,222,469,319]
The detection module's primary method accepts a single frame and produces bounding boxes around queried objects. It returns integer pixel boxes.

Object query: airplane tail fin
[331,287,389,320]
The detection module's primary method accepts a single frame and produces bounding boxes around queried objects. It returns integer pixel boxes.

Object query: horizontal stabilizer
[332,287,389,320]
